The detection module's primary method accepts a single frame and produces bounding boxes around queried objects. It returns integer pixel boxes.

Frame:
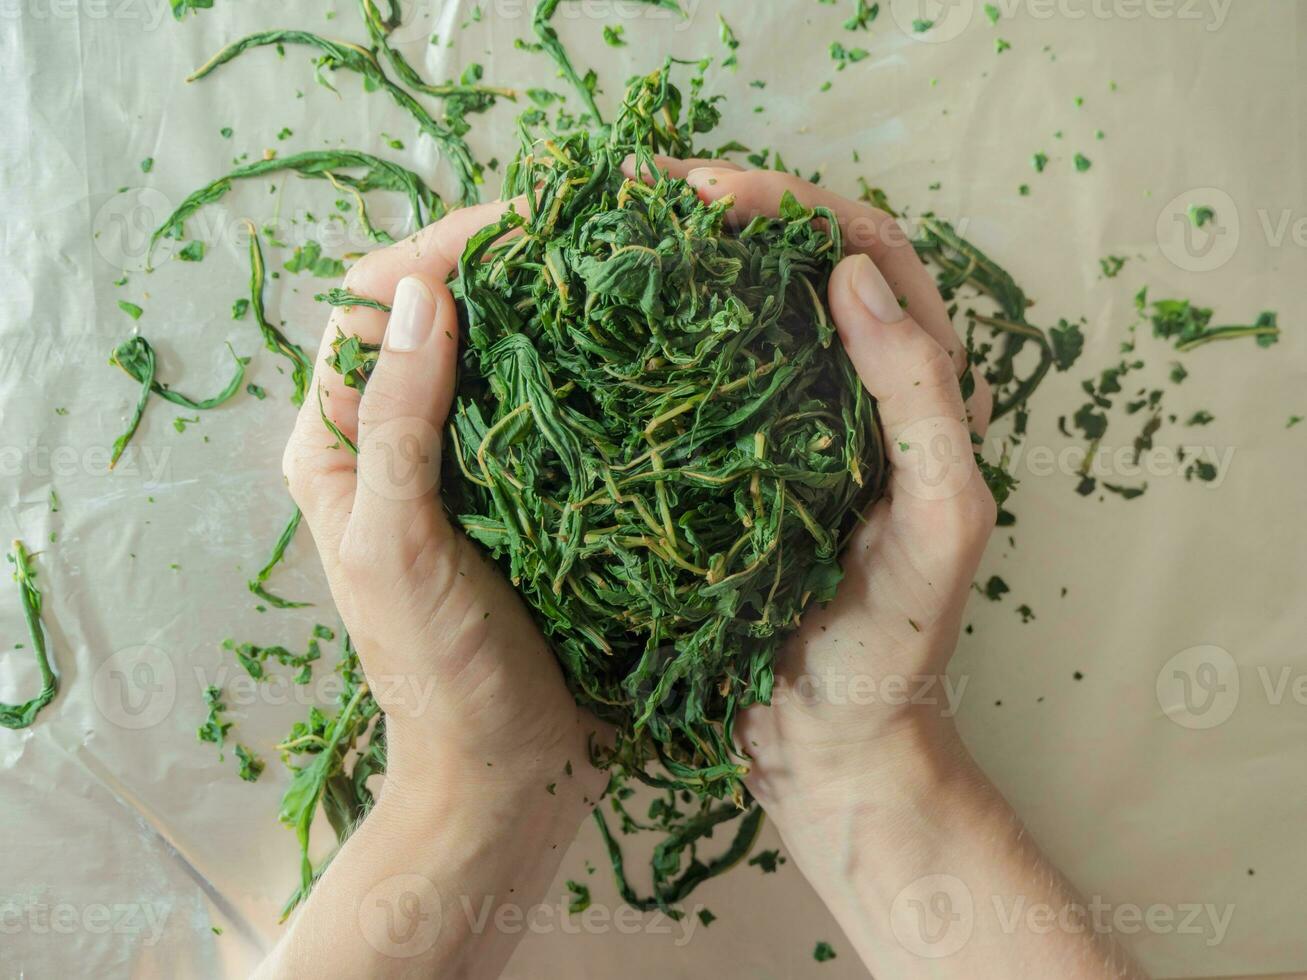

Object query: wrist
[744,706,972,820]
[285,743,604,980]
[381,718,607,826]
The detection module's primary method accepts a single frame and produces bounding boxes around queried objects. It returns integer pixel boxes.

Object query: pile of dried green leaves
[334,67,885,800]
[80,0,1278,922]
[111,0,1079,915]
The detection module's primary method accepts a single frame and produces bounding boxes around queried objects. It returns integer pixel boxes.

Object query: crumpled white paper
[1,1,1304,977]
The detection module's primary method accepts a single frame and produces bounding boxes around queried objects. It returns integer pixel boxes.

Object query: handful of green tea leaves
[124,0,1281,924]
[332,68,887,812]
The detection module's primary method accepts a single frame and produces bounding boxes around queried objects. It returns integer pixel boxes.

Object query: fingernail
[385,276,436,352]
[848,253,907,324]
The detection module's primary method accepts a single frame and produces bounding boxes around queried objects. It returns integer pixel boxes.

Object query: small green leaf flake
[718,15,740,70]
[117,300,143,320]
[829,42,870,69]
[197,685,231,746]
[844,0,879,31]
[814,941,837,962]
[982,576,1010,601]
[565,880,591,915]
[748,849,785,873]
[235,744,265,782]
[1099,255,1127,278]
[1074,153,1092,172]
[284,241,346,278]
[178,240,206,262]
[1050,320,1085,371]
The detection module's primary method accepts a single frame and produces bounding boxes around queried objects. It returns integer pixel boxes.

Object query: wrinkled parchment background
[1,1,1304,977]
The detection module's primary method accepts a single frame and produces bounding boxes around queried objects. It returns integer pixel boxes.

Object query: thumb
[830,254,989,516]
[351,275,460,533]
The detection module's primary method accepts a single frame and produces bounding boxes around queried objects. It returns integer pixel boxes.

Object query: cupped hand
[627,158,997,809]
[282,203,606,803]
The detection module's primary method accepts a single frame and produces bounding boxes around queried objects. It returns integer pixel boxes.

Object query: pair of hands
[281,157,996,829]
[273,162,1150,980]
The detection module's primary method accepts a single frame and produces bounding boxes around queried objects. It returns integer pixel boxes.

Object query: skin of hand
[263,161,1147,979]
[265,203,608,979]
[282,201,605,795]
[634,158,1146,979]
[622,155,997,785]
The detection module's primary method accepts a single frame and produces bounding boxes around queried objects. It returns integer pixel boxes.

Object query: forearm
[254,752,597,980]
[757,723,1147,979]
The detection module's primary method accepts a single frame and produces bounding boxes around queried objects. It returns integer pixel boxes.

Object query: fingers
[348,275,458,541]
[830,254,995,539]
[619,154,745,184]
[623,158,995,436]
[284,199,514,576]
[685,167,968,378]
[967,369,993,439]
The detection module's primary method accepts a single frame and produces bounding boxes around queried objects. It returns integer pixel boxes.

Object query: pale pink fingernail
[848,253,907,324]
[385,276,436,352]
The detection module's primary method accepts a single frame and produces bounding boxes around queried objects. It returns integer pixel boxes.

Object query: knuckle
[282,438,312,502]
[356,382,406,433]
[342,248,386,292]
[281,431,340,509]
[968,479,1000,531]
[938,480,997,555]
[913,341,961,392]
[281,441,300,491]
